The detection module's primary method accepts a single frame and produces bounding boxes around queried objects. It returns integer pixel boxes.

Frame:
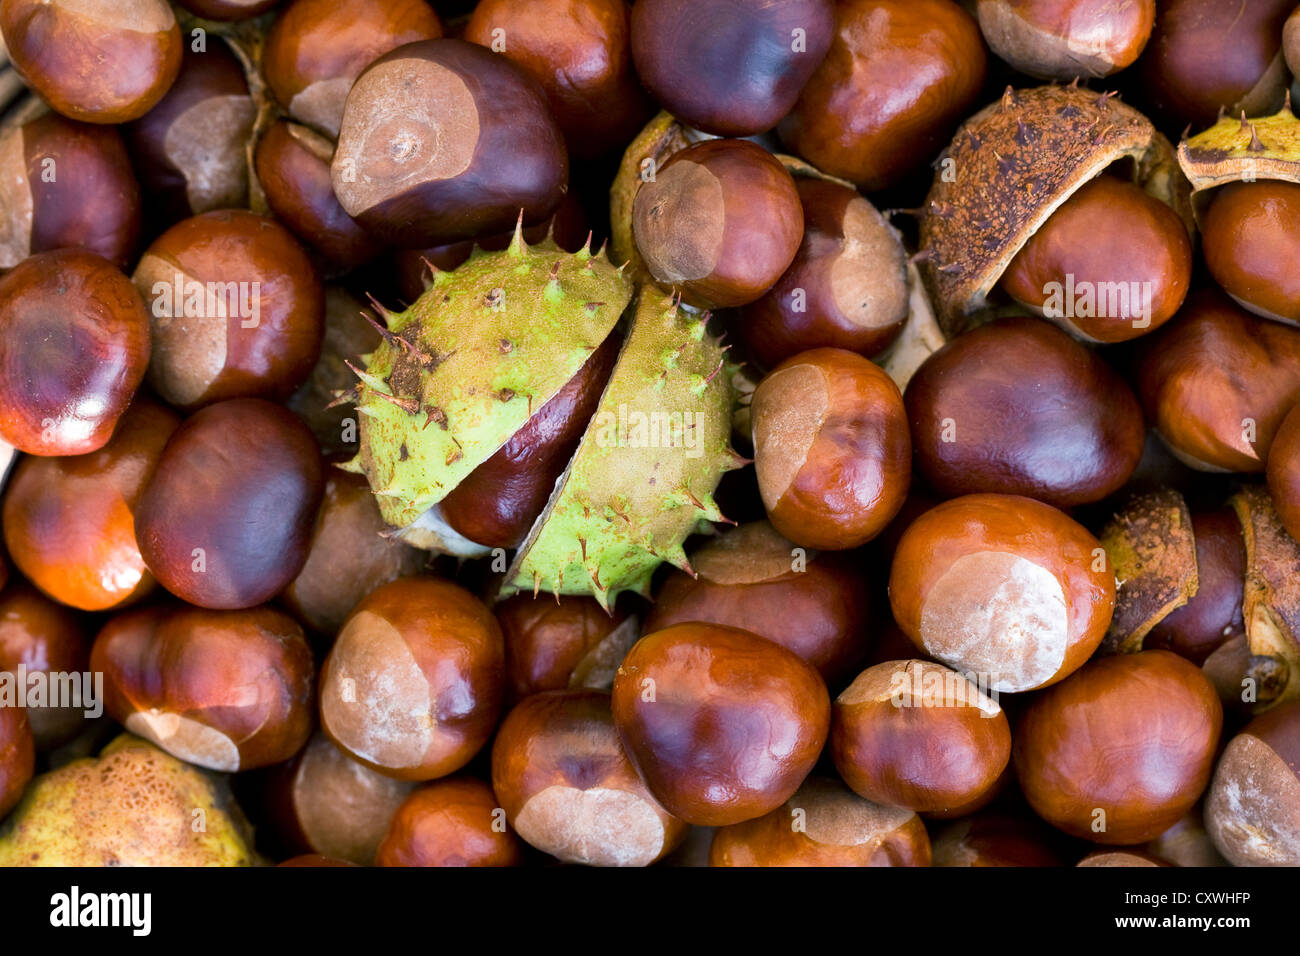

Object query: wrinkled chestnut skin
[0,702,34,818]
[497,594,632,703]
[0,249,151,456]
[779,0,987,191]
[2,401,179,612]
[630,0,834,137]
[1202,180,1300,326]
[611,622,830,827]
[975,0,1155,80]
[441,331,621,548]
[929,813,1064,867]
[905,316,1145,506]
[376,776,524,867]
[1014,650,1222,844]
[0,585,91,749]
[1145,509,1245,664]
[1137,289,1300,472]
[134,399,325,610]
[1269,404,1300,543]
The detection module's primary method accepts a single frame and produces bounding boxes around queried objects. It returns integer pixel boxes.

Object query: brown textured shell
[1178,104,1300,219]
[919,85,1193,334]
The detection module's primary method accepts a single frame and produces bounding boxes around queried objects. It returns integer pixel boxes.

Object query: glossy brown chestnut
[708,776,930,867]
[0,585,91,749]
[738,178,908,370]
[1000,176,1191,342]
[890,494,1115,693]
[176,0,280,20]
[1137,289,1300,472]
[0,701,33,818]
[91,602,316,771]
[751,348,910,550]
[132,210,325,410]
[497,594,635,702]
[134,399,325,610]
[492,690,687,866]
[0,249,150,456]
[778,0,986,191]
[1204,699,1300,865]
[629,0,833,137]
[611,622,830,827]
[976,0,1154,80]
[632,138,802,309]
[0,0,182,123]
[644,520,871,686]
[904,316,1145,506]
[331,39,568,247]
[1202,180,1300,326]
[319,577,504,781]
[263,0,443,139]
[0,111,141,270]
[376,776,524,867]
[1014,650,1222,844]
[2,400,179,612]
[929,813,1064,866]
[830,659,1011,813]
[1268,404,1300,543]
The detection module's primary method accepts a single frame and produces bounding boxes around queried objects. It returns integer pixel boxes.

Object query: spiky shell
[1178,102,1300,219]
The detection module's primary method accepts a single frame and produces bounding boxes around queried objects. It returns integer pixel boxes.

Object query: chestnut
[1202,180,1300,326]
[708,776,930,867]
[778,0,987,191]
[632,138,802,309]
[1204,699,1300,865]
[492,690,687,866]
[0,0,182,123]
[2,400,179,612]
[331,39,568,247]
[1014,650,1222,844]
[0,700,33,818]
[376,776,524,867]
[643,520,871,686]
[263,0,443,140]
[999,176,1192,342]
[738,178,909,370]
[319,577,504,781]
[0,585,91,749]
[929,813,1064,866]
[830,660,1011,814]
[1288,6,1300,81]
[904,316,1146,507]
[751,348,910,550]
[976,0,1155,80]
[1077,849,1167,867]
[889,494,1115,693]
[132,210,325,410]
[0,110,142,270]
[629,0,833,137]
[496,594,636,702]
[1268,404,1300,543]
[465,0,654,159]
[1145,808,1228,867]
[92,602,315,772]
[610,622,830,827]
[134,399,325,610]
[0,249,151,456]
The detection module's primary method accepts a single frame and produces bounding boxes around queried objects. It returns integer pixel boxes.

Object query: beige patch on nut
[830,197,909,330]
[796,778,914,847]
[125,709,241,772]
[0,124,32,268]
[752,363,828,509]
[1205,733,1300,866]
[168,94,255,213]
[838,659,1003,717]
[694,521,804,584]
[290,78,354,141]
[57,0,176,32]
[633,159,725,284]
[515,785,666,867]
[134,253,228,408]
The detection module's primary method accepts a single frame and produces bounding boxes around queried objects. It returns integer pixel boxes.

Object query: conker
[0,585,91,749]
[1268,403,1300,543]
[376,776,524,867]
[929,813,1064,866]
[1202,179,1300,326]
[976,0,1155,80]
[496,593,636,702]
[0,700,33,818]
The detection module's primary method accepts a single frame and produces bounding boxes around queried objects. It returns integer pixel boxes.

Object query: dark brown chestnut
[1268,403,1300,543]
[0,699,33,818]
[496,593,636,702]
[929,813,1065,866]
[1202,180,1300,326]
[976,0,1155,80]
[0,585,91,749]
[376,776,524,867]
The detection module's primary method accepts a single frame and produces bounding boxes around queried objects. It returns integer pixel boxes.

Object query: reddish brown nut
[1202,180,1300,327]
[496,594,635,702]
[611,622,830,827]
[929,813,1065,866]
[0,585,91,749]
[465,0,654,158]
[331,39,568,247]
[751,348,910,550]
[376,776,524,867]
[177,0,280,19]
[132,210,325,410]
[644,521,871,686]
[1078,849,1167,866]
[2,401,179,612]
[91,603,316,772]
[122,43,256,223]
[830,660,1010,814]
[0,0,182,123]
[319,577,504,781]
[1015,650,1223,844]
[492,690,687,866]
[281,472,426,636]
[708,776,930,867]
[0,701,33,818]
[264,0,443,140]
[1204,699,1300,865]
[629,0,833,137]
[134,399,325,610]
[890,494,1115,693]
[1137,289,1300,472]
[999,176,1191,342]
[976,0,1155,80]
[0,249,150,456]
[0,111,141,270]
[778,0,986,191]
[1269,404,1300,543]
[904,316,1146,507]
